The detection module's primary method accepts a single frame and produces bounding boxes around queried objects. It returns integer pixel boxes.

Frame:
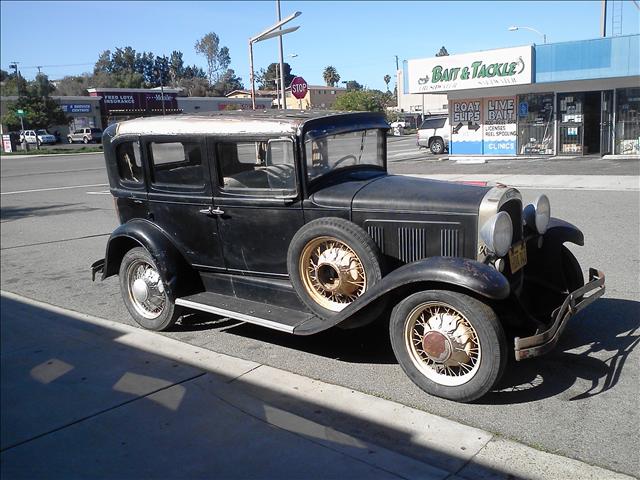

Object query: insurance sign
[406,46,532,93]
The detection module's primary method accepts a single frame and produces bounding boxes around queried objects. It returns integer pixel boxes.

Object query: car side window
[216,140,296,195]
[116,141,143,184]
[148,141,206,191]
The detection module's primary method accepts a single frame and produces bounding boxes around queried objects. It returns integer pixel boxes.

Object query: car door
[210,137,304,276]
[144,136,225,271]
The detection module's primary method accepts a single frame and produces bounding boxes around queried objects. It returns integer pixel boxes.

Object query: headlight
[480,211,513,257]
[524,194,551,234]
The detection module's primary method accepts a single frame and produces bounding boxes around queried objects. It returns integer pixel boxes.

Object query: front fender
[101,220,200,299]
[543,217,584,247]
[294,257,509,335]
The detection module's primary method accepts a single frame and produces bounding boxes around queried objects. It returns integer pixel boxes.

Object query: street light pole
[508,25,547,44]
[276,0,287,109]
[249,11,301,110]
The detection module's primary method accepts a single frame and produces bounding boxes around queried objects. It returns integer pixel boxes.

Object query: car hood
[311,174,491,214]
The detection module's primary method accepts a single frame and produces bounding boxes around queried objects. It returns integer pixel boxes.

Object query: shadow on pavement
[176,297,639,404]
[486,297,640,404]
[1,294,513,479]
[1,204,103,222]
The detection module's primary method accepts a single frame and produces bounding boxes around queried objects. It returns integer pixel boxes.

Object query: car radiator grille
[367,224,462,263]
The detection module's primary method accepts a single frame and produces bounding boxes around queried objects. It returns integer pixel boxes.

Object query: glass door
[558,93,584,155]
[600,91,613,155]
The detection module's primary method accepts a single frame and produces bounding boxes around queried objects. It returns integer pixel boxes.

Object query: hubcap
[404,301,481,386]
[126,259,166,319]
[300,236,366,312]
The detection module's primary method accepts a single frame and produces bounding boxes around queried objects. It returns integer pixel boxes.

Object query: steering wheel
[333,154,357,168]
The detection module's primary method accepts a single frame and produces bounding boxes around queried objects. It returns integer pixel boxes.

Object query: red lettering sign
[290,77,308,100]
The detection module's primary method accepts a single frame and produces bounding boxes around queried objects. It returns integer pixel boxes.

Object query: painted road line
[86,190,111,195]
[1,183,109,195]
[404,174,640,191]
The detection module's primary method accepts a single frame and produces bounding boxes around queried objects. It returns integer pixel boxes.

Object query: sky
[1,1,639,91]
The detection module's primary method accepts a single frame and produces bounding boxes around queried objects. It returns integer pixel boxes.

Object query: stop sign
[290,76,308,100]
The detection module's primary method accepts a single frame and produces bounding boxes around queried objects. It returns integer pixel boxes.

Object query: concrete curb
[1,290,633,480]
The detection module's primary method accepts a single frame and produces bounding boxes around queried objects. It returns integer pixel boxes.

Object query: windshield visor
[304,129,385,181]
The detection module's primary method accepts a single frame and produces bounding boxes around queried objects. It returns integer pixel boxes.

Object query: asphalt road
[1,147,639,476]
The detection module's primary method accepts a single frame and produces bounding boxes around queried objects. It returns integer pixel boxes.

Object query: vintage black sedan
[91,111,605,402]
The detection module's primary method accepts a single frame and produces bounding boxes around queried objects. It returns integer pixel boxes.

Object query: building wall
[396,69,448,115]
[285,86,346,110]
[178,97,272,113]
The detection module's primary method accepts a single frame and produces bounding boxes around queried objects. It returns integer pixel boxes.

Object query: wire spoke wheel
[299,236,367,312]
[125,259,166,320]
[404,301,481,386]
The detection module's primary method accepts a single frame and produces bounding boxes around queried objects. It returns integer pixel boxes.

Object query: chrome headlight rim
[480,211,513,258]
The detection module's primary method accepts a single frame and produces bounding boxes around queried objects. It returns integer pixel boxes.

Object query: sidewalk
[1,290,633,480]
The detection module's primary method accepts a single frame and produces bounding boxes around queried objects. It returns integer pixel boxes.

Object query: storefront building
[404,34,639,156]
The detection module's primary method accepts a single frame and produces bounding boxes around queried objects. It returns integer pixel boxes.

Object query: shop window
[615,88,640,155]
[517,93,554,155]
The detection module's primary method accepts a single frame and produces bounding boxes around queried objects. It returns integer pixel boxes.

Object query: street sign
[16,109,24,116]
[290,77,308,100]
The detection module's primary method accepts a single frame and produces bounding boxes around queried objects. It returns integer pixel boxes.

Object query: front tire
[390,290,506,402]
[119,247,182,331]
[83,137,89,144]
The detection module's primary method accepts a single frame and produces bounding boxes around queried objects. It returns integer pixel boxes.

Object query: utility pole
[276,0,287,109]
[395,55,401,114]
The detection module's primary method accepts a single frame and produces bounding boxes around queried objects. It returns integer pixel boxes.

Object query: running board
[175,292,315,334]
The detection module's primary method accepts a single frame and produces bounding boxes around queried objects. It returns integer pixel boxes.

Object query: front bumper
[514,268,605,360]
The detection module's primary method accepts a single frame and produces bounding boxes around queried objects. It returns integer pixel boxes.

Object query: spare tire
[288,217,383,319]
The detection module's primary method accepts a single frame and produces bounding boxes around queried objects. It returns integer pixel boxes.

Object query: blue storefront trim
[535,34,639,83]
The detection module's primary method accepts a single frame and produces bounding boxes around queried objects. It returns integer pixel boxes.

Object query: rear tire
[119,247,182,331]
[430,138,445,154]
[390,290,506,402]
[83,137,89,144]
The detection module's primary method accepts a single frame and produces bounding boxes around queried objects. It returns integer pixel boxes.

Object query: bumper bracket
[514,268,605,361]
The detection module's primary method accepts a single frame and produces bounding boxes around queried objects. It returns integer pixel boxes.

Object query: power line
[16,62,95,70]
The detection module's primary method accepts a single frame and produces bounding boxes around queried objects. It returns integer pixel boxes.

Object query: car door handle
[199,206,224,216]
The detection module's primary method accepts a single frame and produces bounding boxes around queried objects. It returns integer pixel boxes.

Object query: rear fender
[101,220,201,299]
[294,257,509,334]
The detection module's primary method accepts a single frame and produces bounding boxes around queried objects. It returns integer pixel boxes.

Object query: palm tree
[383,74,391,92]
[323,66,340,87]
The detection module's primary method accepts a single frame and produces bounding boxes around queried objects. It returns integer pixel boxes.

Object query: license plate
[508,241,527,274]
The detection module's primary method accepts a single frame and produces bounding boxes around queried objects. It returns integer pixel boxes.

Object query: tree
[195,32,231,85]
[435,46,449,57]
[212,69,244,96]
[323,66,340,87]
[1,74,70,132]
[333,90,387,112]
[345,80,363,91]
[0,71,28,96]
[54,75,92,96]
[256,62,294,90]
[383,74,391,92]
[0,69,9,82]
[168,50,185,86]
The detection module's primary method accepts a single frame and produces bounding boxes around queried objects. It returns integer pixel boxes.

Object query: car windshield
[304,129,385,181]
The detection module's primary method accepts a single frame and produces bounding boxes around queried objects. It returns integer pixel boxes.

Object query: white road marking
[86,190,111,195]
[1,183,108,195]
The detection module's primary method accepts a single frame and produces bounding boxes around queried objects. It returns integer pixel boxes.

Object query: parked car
[417,115,449,154]
[20,129,57,145]
[68,127,103,144]
[91,111,605,403]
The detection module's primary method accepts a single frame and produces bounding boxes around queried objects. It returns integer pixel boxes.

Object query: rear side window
[116,141,143,184]
[420,117,447,129]
[148,141,205,190]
